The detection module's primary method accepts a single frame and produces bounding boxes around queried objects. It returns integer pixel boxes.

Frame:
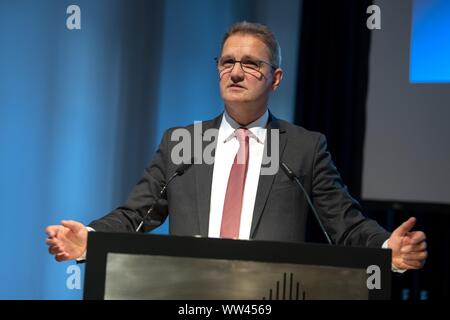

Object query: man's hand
[45,220,88,262]
[388,217,427,270]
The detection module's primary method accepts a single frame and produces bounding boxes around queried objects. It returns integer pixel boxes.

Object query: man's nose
[230,62,245,82]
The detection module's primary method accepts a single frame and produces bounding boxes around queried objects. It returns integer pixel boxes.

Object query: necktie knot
[235,127,248,144]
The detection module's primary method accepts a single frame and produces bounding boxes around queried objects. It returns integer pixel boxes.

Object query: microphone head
[280,162,295,180]
[176,159,195,176]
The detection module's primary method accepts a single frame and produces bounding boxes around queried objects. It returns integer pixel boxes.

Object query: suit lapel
[194,114,222,236]
[250,114,287,238]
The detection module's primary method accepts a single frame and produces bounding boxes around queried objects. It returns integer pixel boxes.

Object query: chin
[223,93,251,103]
[223,98,251,106]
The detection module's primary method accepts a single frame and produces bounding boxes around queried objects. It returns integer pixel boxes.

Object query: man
[46,22,427,271]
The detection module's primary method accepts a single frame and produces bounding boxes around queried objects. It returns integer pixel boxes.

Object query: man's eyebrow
[240,54,260,60]
[220,54,235,60]
[220,54,261,60]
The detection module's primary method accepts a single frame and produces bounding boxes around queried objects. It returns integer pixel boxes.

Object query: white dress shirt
[208,110,268,240]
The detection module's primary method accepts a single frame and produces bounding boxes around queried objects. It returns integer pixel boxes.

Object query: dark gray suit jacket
[89,113,390,248]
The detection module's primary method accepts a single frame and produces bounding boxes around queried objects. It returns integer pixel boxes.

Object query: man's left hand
[388,217,427,270]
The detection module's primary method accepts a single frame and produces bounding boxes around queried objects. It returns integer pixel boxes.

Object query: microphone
[280,162,333,245]
[135,161,194,232]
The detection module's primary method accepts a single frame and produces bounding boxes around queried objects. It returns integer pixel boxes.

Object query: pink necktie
[220,128,249,239]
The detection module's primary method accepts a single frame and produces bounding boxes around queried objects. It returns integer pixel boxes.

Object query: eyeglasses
[215,57,277,78]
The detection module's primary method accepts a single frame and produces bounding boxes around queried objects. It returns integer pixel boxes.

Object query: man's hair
[221,21,282,68]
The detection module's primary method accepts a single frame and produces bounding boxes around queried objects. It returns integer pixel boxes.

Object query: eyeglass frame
[214,56,278,77]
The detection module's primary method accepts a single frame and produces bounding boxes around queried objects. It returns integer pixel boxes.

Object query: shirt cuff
[382,239,407,273]
[76,226,95,262]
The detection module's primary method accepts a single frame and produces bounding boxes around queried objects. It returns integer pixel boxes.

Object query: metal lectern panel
[104,253,368,300]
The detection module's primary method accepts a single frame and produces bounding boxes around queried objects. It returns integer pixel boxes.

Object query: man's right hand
[45,220,88,262]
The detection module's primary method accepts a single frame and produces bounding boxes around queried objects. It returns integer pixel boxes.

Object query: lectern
[83,232,391,300]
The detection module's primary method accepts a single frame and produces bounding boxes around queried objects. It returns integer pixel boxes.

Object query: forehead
[221,34,270,59]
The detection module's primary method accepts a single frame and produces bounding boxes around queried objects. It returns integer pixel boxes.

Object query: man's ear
[271,68,283,91]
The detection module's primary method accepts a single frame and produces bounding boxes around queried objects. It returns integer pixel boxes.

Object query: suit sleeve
[88,130,170,233]
[311,134,390,247]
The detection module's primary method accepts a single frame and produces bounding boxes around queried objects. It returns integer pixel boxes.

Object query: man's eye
[242,60,259,68]
[221,59,235,67]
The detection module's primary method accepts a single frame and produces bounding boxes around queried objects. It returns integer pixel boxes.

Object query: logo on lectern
[263,272,306,300]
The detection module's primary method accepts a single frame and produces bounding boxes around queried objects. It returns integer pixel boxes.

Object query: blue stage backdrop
[410,0,450,83]
[0,0,300,299]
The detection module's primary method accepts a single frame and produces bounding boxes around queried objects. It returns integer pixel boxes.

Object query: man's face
[218,34,282,106]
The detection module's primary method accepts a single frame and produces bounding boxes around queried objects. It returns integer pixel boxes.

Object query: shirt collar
[221,109,269,144]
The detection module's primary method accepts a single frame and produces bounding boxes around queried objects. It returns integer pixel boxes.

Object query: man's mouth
[228,84,246,90]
